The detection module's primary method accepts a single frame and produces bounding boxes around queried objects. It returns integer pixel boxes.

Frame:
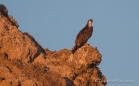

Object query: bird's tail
[71,45,77,53]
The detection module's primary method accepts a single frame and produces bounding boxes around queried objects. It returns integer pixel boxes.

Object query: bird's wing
[76,29,84,39]
[76,28,86,39]
[75,26,93,44]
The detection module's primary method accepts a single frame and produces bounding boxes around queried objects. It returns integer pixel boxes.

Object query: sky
[1,1,139,86]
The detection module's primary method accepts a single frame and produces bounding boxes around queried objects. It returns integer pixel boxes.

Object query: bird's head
[88,19,93,27]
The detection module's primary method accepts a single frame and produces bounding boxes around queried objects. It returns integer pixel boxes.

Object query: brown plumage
[71,19,93,53]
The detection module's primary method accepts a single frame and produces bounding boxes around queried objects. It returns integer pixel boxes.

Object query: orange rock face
[0,4,106,86]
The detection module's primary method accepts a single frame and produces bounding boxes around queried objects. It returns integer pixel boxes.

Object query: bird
[71,19,93,53]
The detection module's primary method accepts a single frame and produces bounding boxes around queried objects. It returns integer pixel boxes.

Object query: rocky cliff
[0,4,107,86]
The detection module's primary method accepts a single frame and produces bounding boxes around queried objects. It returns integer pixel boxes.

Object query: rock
[0,4,8,17]
[0,4,107,86]
[0,64,21,86]
[0,5,46,63]
[44,44,106,86]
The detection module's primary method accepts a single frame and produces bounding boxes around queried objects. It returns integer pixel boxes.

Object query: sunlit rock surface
[0,4,106,86]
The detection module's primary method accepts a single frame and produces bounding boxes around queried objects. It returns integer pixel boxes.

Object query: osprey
[71,19,93,53]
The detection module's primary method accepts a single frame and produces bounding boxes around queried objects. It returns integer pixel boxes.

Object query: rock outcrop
[0,4,107,86]
[0,4,46,63]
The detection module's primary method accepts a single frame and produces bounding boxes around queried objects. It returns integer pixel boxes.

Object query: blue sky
[1,1,139,86]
